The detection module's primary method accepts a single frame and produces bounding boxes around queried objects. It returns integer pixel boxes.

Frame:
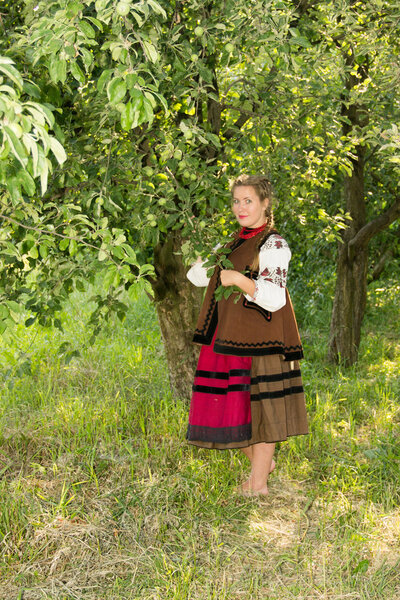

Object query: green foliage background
[0,0,399,346]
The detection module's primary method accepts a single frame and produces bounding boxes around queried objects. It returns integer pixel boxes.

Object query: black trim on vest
[193,301,218,345]
[213,338,303,360]
[242,297,272,321]
[213,344,283,357]
[284,349,304,361]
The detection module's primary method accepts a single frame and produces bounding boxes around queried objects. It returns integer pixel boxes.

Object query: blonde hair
[230,174,275,272]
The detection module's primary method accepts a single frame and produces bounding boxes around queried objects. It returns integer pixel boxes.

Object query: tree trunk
[328,144,368,364]
[151,232,203,399]
[328,45,369,365]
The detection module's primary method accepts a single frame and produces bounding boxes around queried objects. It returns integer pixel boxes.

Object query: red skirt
[186,331,252,445]
[186,334,309,449]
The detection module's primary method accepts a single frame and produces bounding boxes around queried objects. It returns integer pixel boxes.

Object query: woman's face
[231,185,268,229]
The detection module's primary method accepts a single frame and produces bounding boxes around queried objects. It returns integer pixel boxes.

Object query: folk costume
[186,226,308,449]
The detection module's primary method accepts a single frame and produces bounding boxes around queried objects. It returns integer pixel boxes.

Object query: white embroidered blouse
[186,234,291,313]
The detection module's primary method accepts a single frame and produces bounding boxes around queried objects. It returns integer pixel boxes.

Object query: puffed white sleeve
[244,234,291,312]
[186,243,221,287]
[186,260,210,287]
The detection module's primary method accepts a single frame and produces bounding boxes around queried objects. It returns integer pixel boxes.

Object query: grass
[0,281,399,600]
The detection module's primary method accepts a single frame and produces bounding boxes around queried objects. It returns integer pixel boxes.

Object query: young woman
[186,174,308,496]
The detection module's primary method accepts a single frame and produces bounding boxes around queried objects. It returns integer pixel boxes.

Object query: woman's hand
[220,269,239,287]
[220,269,256,297]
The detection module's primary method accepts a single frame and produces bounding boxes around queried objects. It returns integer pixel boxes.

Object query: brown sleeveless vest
[193,230,304,361]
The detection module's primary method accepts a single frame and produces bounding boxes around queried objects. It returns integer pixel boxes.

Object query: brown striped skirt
[187,351,308,450]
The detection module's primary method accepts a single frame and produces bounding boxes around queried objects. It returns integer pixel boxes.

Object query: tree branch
[369,226,400,281]
[349,197,400,249]
[0,213,120,266]
[223,113,252,140]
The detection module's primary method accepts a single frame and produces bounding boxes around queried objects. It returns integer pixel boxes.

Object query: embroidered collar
[239,223,267,239]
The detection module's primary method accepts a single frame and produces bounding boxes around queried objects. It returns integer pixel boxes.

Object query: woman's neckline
[239,223,267,239]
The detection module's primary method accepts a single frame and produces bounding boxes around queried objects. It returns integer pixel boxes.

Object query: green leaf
[39,158,50,195]
[107,78,127,104]
[22,133,39,176]
[23,81,41,99]
[0,63,23,90]
[102,265,119,290]
[120,101,134,130]
[147,0,167,17]
[6,301,21,314]
[97,68,113,92]
[126,73,138,90]
[49,136,67,164]
[69,239,78,256]
[85,16,103,31]
[111,245,125,259]
[16,169,36,196]
[289,35,311,48]
[129,89,144,126]
[39,244,48,258]
[142,40,159,63]
[121,243,138,265]
[142,97,154,124]
[70,61,85,84]
[4,126,28,167]
[66,1,84,18]
[59,238,70,251]
[139,264,155,276]
[28,245,38,259]
[78,20,96,39]
[80,47,93,69]
[49,58,67,84]
[0,304,10,320]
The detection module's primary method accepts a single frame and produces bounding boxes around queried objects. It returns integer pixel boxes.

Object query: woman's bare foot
[237,482,270,496]
[237,458,276,494]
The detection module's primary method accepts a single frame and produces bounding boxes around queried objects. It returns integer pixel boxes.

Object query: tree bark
[328,147,368,364]
[328,48,368,365]
[151,232,203,399]
[328,43,400,364]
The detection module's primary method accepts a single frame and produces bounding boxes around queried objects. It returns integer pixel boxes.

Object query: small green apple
[194,26,204,37]
[9,123,23,138]
[116,1,131,16]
